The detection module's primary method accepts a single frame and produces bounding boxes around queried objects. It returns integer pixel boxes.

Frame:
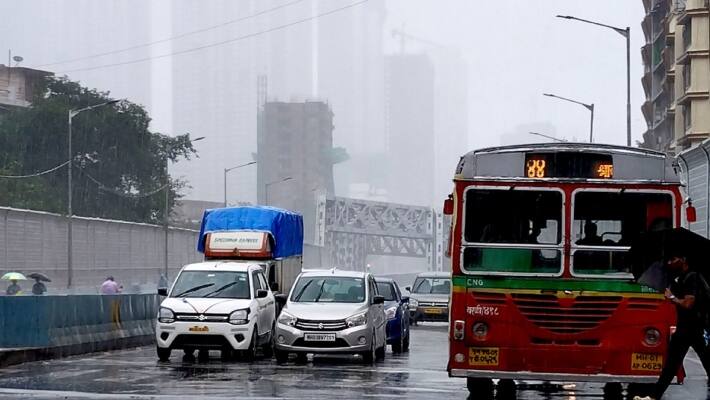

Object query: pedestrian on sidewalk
[100,276,122,295]
[5,279,21,295]
[634,251,710,400]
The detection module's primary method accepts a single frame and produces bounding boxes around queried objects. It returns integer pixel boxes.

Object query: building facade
[641,0,710,152]
[0,66,51,111]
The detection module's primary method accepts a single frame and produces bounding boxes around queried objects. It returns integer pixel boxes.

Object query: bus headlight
[644,328,661,346]
[473,322,489,340]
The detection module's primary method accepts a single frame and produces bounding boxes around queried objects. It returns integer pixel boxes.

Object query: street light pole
[223,161,257,207]
[265,177,293,206]
[556,15,631,146]
[66,99,119,289]
[529,132,567,143]
[543,93,594,142]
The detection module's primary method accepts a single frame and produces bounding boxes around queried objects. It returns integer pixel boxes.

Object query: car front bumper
[156,319,255,351]
[410,306,449,322]
[275,322,372,354]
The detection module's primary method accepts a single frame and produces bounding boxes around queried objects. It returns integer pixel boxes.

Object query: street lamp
[163,136,204,279]
[556,15,631,146]
[67,99,119,288]
[529,132,567,143]
[265,177,293,205]
[543,93,595,142]
[223,161,257,207]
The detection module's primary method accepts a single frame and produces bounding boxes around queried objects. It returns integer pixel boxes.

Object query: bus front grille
[512,294,621,334]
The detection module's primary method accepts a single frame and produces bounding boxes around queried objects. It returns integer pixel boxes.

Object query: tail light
[453,320,465,340]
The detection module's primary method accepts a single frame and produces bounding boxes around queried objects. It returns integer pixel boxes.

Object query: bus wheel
[497,379,516,399]
[602,382,622,400]
[467,377,493,398]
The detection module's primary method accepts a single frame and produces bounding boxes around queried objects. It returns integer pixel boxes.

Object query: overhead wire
[0,160,70,179]
[79,169,169,199]
[57,0,368,74]
[35,0,306,68]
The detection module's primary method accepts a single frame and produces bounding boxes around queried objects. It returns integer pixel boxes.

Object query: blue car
[375,277,410,353]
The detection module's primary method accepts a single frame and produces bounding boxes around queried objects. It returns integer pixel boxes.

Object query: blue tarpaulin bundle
[197,206,303,258]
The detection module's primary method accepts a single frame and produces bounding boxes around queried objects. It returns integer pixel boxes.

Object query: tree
[0,76,197,223]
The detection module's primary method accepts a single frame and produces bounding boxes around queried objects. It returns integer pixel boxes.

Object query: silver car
[407,272,451,324]
[274,269,387,363]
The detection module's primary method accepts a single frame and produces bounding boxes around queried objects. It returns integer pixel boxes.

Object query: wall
[0,207,202,292]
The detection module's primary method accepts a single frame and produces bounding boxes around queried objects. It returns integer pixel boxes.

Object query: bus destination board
[525,153,613,179]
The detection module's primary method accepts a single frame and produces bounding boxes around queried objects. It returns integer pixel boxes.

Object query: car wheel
[243,328,258,362]
[403,330,410,352]
[375,343,386,361]
[275,349,289,364]
[361,331,376,364]
[157,346,171,362]
[262,324,275,358]
[392,327,404,354]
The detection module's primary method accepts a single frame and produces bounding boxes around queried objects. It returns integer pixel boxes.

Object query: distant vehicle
[375,277,410,353]
[274,269,387,364]
[197,206,304,296]
[407,272,451,324]
[155,262,276,361]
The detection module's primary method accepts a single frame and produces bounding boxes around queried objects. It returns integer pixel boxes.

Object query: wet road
[0,324,707,399]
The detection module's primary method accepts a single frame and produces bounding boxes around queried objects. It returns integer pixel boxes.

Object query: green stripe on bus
[451,275,657,294]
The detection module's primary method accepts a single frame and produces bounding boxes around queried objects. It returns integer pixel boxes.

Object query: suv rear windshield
[412,277,450,294]
[290,277,365,303]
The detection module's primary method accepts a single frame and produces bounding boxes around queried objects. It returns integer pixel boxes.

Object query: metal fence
[0,207,202,293]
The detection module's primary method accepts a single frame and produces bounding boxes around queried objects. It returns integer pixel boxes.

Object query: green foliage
[0,76,197,223]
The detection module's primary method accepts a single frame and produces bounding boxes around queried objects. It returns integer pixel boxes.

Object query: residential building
[0,65,52,111]
[641,0,710,152]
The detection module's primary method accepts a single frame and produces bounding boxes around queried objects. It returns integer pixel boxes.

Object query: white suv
[156,262,276,361]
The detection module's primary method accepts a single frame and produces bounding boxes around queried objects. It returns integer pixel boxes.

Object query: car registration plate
[304,333,336,342]
[189,326,209,332]
[423,307,444,314]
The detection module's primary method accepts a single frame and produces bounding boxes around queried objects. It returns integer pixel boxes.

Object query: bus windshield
[463,188,563,275]
[572,191,673,277]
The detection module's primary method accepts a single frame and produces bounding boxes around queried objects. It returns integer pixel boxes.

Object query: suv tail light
[453,320,465,340]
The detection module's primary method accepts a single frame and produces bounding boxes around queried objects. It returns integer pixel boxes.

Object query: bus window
[572,191,673,276]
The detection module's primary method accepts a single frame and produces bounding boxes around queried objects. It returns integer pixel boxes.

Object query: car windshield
[376,281,397,301]
[170,271,250,299]
[290,276,365,303]
[412,277,450,294]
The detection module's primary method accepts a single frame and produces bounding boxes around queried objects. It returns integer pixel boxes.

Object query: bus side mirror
[687,204,697,223]
[443,197,454,215]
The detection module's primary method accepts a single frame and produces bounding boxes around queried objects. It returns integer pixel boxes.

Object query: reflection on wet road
[0,324,707,399]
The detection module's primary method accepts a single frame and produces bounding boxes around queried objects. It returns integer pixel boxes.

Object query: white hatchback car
[156,262,276,361]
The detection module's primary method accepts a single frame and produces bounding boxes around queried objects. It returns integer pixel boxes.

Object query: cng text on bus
[631,353,663,372]
[469,347,499,366]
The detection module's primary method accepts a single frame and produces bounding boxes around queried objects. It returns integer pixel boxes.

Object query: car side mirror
[275,293,287,306]
[401,296,409,303]
[405,286,411,292]
[256,289,269,299]
[269,282,280,292]
[373,295,385,305]
[158,288,168,296]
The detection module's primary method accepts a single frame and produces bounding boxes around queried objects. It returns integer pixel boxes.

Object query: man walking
[100,276,121,295]
[634,252,710,399]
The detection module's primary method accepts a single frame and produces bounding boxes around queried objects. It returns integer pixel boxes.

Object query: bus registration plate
[631,353,663,372]
[304,333,336,342]
[469,347,499,366]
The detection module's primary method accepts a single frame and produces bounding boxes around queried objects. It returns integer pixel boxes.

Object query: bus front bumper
[449,369,658,384]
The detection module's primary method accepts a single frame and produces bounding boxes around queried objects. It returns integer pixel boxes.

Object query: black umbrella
[629,227,710,290]
[28,272,51,282]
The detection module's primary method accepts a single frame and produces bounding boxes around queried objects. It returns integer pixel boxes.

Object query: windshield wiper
[293,279,316,302]
[204,282,238,298]
[174,283,214,298]
[314,280,328,302]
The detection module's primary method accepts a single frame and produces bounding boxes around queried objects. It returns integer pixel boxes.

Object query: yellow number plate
[469,347,499,366]
[631,353,663,372]
[189,326,209,332]
[423,307,444,314]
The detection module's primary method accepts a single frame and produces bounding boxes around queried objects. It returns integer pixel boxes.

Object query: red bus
[445,143,687,398]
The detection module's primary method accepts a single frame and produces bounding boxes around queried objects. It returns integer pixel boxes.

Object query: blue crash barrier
[0,294,158,348]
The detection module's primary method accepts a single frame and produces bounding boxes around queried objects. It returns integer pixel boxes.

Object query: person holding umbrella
[28,273,51,295]
[634,248,710,400]
[1,272,27,295]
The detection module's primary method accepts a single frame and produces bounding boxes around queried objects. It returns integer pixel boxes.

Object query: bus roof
[455,143,679,183]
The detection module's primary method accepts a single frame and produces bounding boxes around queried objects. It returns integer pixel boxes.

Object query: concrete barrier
[0,294,158,367]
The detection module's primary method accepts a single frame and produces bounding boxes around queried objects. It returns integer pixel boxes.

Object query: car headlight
[277,311,297,327]
[409,298,419,309]
[158,307,175,323]
[385,306,398,320]
[346,311,368,328]
[229,309,249,325]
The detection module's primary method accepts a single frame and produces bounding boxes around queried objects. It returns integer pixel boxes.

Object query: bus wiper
[293,279,316,302]
[204,282,238,298]
[174,283,214,298]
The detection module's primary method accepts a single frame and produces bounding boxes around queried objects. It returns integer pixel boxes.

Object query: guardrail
[0,294,158,365]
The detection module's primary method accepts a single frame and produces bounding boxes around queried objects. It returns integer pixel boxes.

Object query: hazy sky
[1,0,648,203]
